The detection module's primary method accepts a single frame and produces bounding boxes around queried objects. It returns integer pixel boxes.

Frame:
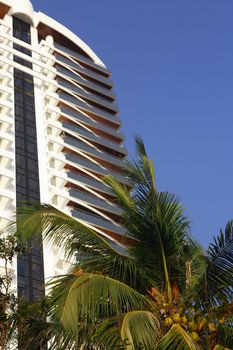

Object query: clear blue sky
[32,0,233,247]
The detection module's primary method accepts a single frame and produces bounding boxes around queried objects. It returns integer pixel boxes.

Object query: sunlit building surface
[0,0,126,301]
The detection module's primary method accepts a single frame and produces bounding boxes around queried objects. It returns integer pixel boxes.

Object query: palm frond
[216,317,233,348]
[13,299,75,350]
[79,253,150,292]
[94,317,122,349]
[192,220,233,304]
[135,136,148,159]
[48,272,153,337]
[120,310,161,350]
[157,324,202,350]
[14,204,116,260]
[93,310,161,350]
[105,151,197,295]
[125,136,156,192]
[15,204,150,292]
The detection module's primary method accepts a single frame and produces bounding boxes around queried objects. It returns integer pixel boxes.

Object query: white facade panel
[0,0,127,292]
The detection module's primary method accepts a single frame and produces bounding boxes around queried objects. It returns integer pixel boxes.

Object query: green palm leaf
[120,310,161,350]
[15,204,116,260]
[93,310,161,350]
[105,137,197,297]
[79,253,150,292]
[13,299,76,350]
[11,137,233,349]
[216,317,233,349]
[207,221,233,299]
[49,272,153,336]
[94,317,122,349]
[15,204,149,292]
[192,221,233,304]
[157,324,202,350]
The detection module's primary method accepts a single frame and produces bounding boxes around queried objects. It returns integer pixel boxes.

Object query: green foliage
[49,272,151,336]
[120,311,161,350]
[104,137,198,297]
[216,317,233,348]
[7,137,233,349]
[0,233,23,349]
[157,324,202,350]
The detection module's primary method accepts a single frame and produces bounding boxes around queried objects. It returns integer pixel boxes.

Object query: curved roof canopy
[0,0,105,67]
[9,0,35,26]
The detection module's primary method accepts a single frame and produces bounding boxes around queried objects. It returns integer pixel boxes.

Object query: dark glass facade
[13,17,45,302]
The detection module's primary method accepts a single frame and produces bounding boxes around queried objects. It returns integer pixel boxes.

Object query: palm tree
[14,137,233,349]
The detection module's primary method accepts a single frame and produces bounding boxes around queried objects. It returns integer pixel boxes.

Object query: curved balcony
[57,78,117,112]
[62,121,126,156]
[56,65,114,98]
[65,153,127,184]
[56,54,112,87]
[54,42,111,77]
[64,135,125,168]
[58,91,121,126]
[68,187,121,216]
[71,208,125,236]
[67,170,112,195]
[59,105,123,139]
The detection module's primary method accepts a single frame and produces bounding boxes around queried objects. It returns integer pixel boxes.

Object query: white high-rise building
[0,0,127,301]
